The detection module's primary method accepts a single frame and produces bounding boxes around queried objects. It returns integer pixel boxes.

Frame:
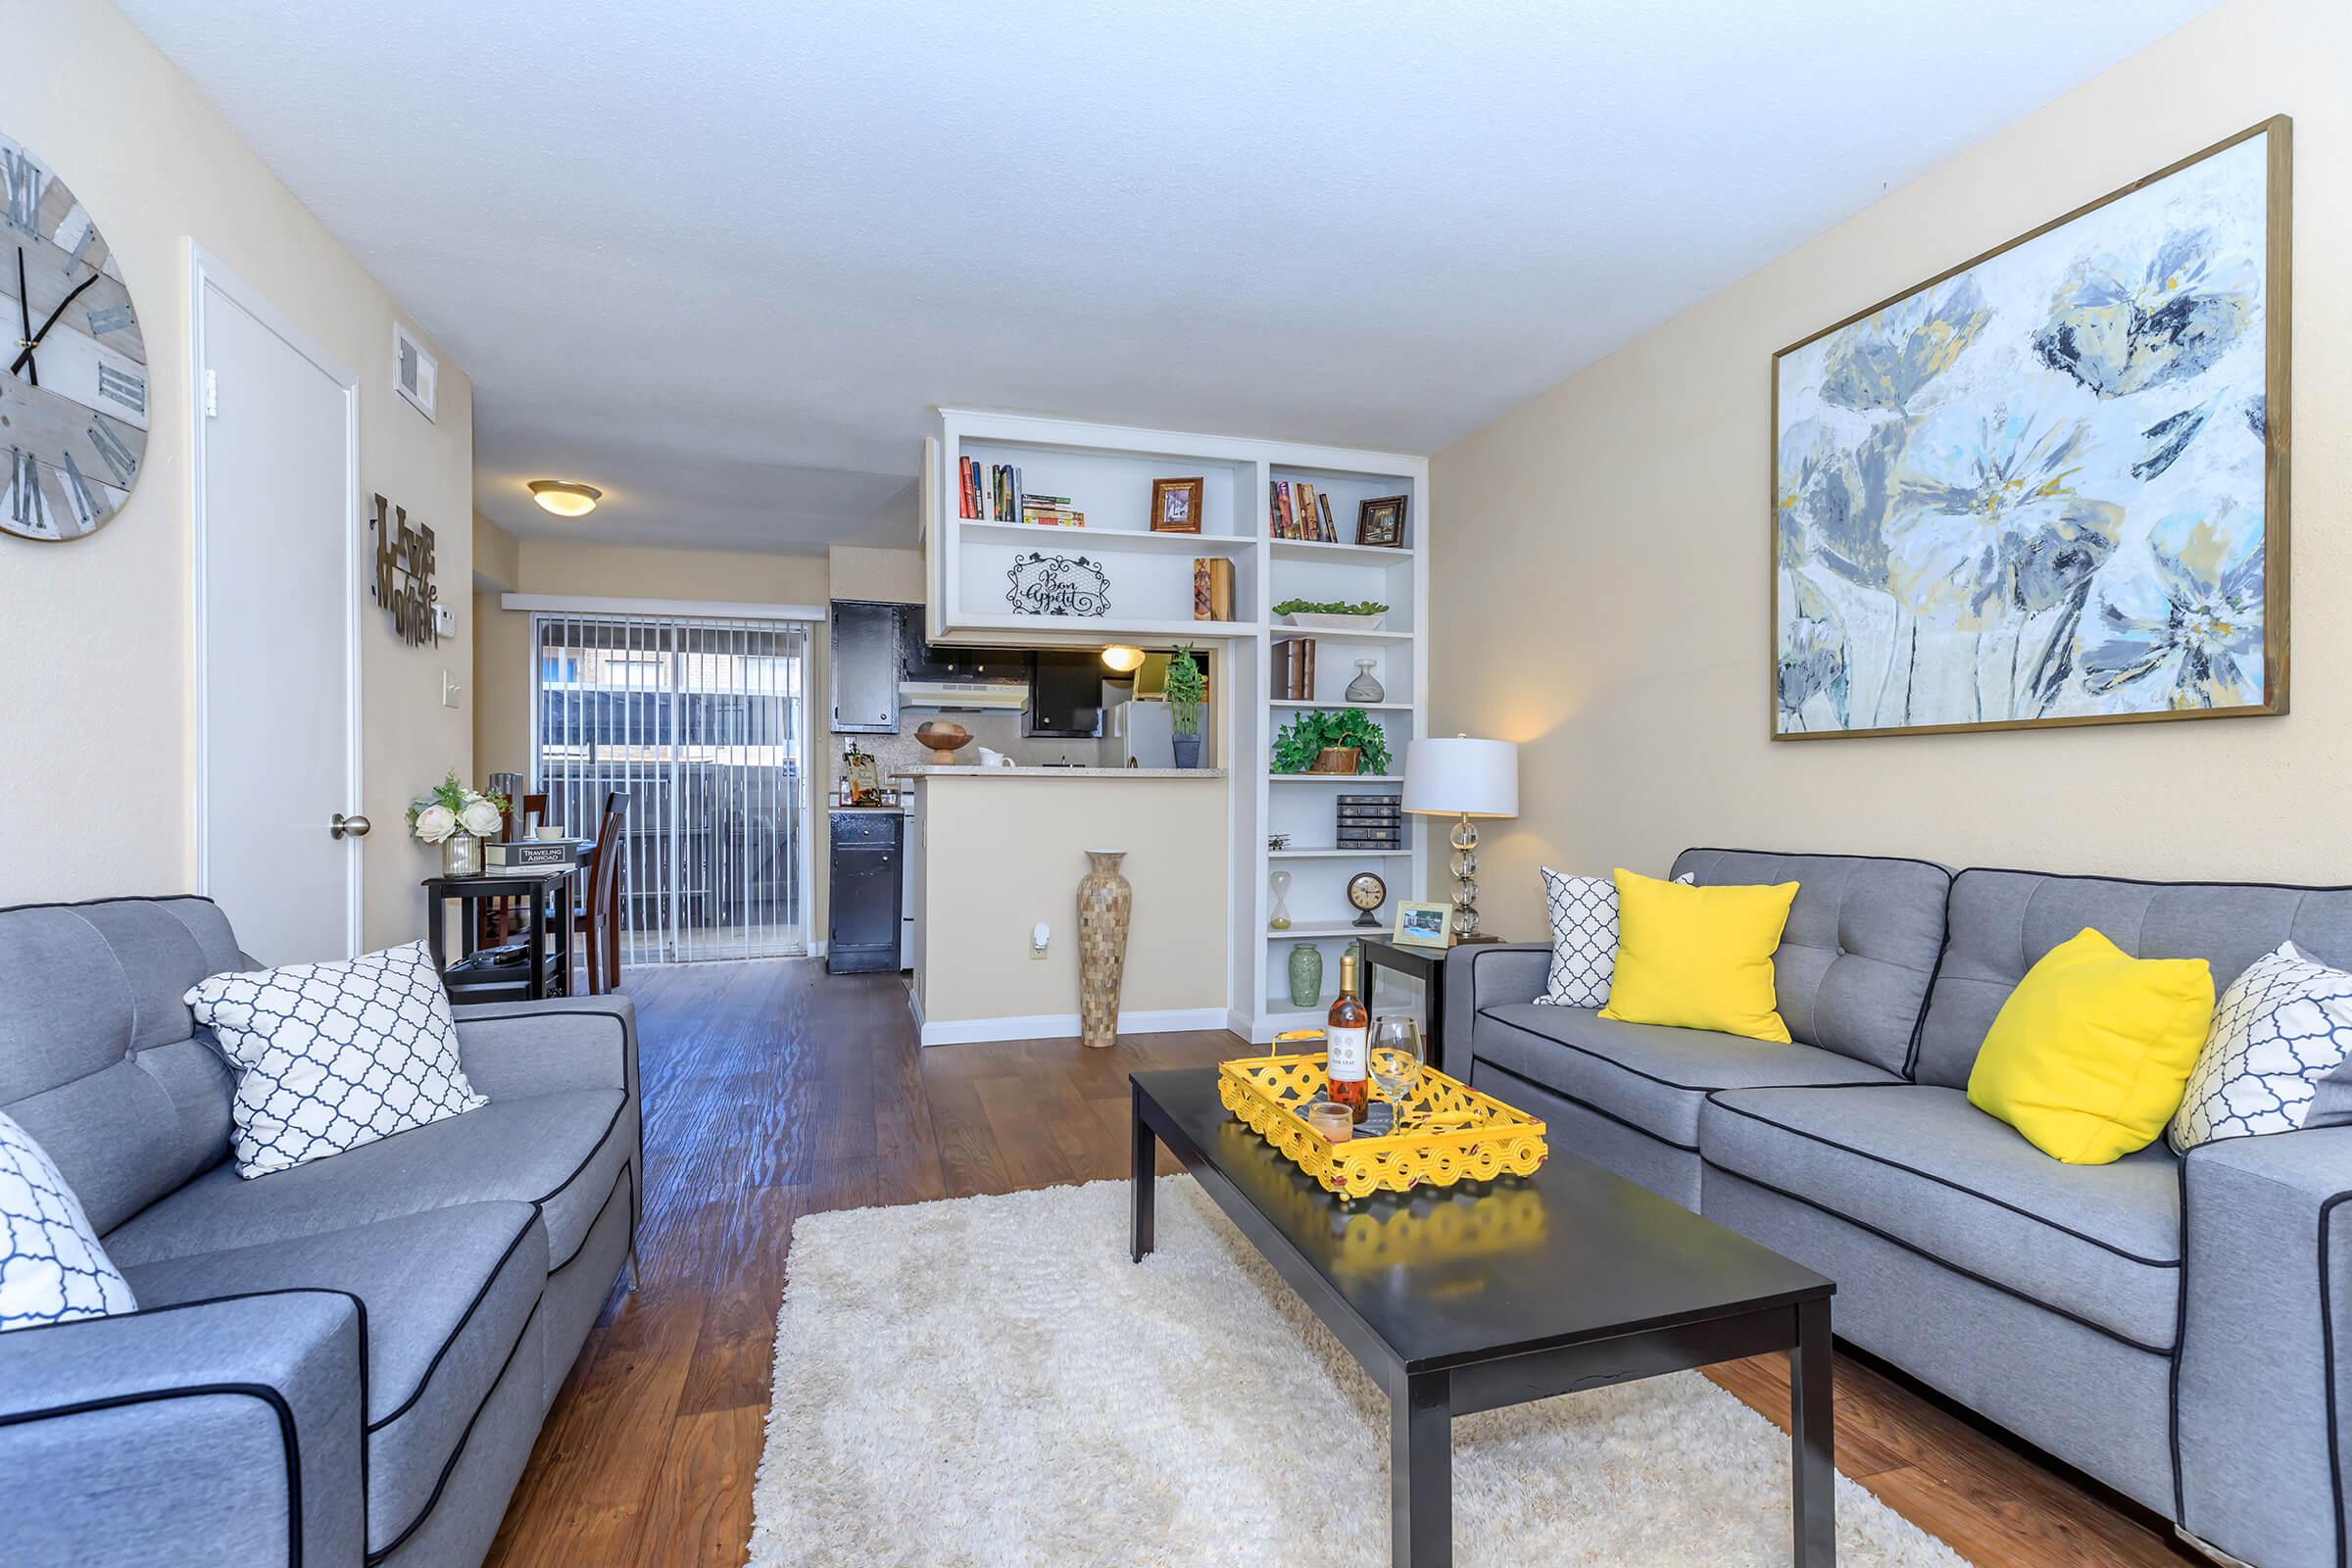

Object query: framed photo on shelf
[1393,900,1453,950]
[1150,477,1204,533]
[1356,496,1408,548]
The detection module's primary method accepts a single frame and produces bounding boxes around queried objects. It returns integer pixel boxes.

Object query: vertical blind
[531,612,810,965]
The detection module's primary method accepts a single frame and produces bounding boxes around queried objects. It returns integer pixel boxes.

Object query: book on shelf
[1021,494,1086,527]
[1336,830,1404,849]
[957,458,1034,522]
[1280,637,1316,700]
[1266,478,1345,542]
[1193,557,1234,621]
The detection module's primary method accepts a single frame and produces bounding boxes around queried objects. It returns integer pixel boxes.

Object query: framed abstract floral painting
[1772,117,2289,740]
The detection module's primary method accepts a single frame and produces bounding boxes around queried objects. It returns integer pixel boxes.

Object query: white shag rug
[747,1177,1966,1567]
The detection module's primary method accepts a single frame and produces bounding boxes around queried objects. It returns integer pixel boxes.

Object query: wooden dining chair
[572,791,629,995]
[476,792,553,947]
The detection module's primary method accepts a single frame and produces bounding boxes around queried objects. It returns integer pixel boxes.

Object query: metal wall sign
[369,492,439,646]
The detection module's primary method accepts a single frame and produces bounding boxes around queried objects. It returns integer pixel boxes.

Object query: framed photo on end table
[1393,900,1452,950]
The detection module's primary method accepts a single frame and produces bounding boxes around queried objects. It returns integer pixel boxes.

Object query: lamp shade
[1401,737,1518,818]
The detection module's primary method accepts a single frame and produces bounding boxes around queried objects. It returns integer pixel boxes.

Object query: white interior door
[193,250,362,963]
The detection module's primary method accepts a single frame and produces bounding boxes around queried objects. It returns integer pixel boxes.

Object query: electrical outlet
[1030,920,1050,959]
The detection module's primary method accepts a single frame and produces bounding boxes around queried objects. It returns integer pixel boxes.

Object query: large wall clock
[0,131,145,542]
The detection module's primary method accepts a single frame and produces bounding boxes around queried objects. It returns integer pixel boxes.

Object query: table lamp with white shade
[1401,736,1519,944]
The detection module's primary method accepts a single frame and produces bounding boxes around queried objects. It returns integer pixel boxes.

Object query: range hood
[898,678,1028,711]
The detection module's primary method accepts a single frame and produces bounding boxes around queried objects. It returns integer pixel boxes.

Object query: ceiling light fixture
[1100,644,1147,673]
[528,479,603,517]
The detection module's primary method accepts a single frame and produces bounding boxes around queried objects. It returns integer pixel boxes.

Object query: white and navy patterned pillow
[186,941,488,1178]
[2170,941,2352,1153]
[1534,868,1693,1009]
[0,1107,136,1331]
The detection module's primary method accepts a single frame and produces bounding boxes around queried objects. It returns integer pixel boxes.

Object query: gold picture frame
[1150,477,1204,534]
[1770,116,2290,741]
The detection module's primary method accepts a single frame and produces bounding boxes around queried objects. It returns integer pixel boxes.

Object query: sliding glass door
[531,612,811,965]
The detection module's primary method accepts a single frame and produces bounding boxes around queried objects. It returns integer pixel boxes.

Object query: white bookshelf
[922,408,1429,1043]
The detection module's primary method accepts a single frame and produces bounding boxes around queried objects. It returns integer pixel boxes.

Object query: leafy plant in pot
[1165,643,1207,769]
[1272,709,1394,776]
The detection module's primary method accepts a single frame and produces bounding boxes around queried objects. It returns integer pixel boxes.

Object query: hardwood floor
[484,956,2195,1567]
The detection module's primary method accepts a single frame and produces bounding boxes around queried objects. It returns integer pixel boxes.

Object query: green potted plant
[1273,597,1390,632]
[1271,709,1394,776]
[1165,643,1206,769]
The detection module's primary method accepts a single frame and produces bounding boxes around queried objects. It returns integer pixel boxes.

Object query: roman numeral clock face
[0,132,144,542]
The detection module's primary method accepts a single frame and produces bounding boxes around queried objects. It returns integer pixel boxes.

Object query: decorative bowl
[1284,611,1387,632]
[913,720,973,763]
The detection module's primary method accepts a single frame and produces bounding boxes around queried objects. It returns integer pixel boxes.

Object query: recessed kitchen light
[1100,644,1146,673]
[529,480,603,517]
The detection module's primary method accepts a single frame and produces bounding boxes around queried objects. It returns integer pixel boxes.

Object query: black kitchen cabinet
[826,810,903,973]
[1025,650,1105,738]
[831,601,902,733]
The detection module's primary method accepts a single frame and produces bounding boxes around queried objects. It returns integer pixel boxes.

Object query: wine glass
[1369,1016,1424,1132]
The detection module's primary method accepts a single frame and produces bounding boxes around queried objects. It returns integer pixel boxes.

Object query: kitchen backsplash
[828,709,1114,798]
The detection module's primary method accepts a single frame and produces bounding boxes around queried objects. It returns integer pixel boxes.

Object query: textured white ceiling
[120,0,2218,554]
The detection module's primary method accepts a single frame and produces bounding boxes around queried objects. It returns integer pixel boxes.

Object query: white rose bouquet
[408,770,510,845]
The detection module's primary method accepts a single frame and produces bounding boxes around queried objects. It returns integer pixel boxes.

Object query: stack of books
[958,458,1020,520]
[1335,794,1403,850]
[1279,638,1317,700]
[484,840,580,876]
[960,459,1085,524]
[1269,479,1339,541]
[1020,493,1086,527]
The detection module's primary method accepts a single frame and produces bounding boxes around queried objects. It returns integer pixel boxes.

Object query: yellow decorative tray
[1217,1052,1547,1200]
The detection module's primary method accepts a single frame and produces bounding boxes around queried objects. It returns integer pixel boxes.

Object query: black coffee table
[1129,1067,1836,1566]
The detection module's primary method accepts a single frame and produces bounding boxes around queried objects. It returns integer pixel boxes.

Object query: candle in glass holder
[1305,1102,1353,1142]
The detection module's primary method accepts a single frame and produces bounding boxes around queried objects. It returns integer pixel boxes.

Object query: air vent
[393,321,437,422]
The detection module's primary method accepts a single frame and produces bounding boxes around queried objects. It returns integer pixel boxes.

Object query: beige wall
[4,0,473,948]
[1430,0,2351,938]
[911,776,1228,1027]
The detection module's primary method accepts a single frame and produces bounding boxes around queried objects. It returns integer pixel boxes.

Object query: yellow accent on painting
[1966,927,2214,1165]
[1599,869,1799,1043]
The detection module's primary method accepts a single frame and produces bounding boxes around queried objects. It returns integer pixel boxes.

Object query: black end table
[1129,1067,1836,1566]
[1357,934,1453,1077]
[422,869,573,1001]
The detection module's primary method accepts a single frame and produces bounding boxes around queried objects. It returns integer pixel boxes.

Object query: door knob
[332,813,372,840]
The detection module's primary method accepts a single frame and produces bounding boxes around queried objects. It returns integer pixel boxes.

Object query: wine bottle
[1326,953,1370,1123]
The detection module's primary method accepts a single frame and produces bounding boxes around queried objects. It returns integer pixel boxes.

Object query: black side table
[1357,934,1453,1078]
[423,869,574,1001]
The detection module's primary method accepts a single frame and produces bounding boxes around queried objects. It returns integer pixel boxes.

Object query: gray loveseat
[0,896,641,1568]
[1448,847,2352,1568]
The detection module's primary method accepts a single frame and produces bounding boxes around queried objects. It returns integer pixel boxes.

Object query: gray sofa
[1448,848,2352,1568]
[0,896,642,1568]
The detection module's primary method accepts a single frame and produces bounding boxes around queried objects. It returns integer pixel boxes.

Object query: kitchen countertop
[893,765,1226,780]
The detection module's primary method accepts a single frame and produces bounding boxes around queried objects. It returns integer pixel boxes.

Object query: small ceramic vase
[1288,942,1324,1008]
[1345,659,1385,703]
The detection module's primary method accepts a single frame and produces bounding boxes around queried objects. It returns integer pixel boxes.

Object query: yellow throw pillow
[1599,869,1799,1043]
[1966,927,2214,1165]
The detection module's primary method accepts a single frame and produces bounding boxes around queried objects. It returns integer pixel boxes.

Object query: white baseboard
[808,940,828,958]
[906,984,926,1033]
[919,1005,1230,1048]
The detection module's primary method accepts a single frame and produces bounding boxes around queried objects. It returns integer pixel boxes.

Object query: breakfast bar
[897,765,1229,1046]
